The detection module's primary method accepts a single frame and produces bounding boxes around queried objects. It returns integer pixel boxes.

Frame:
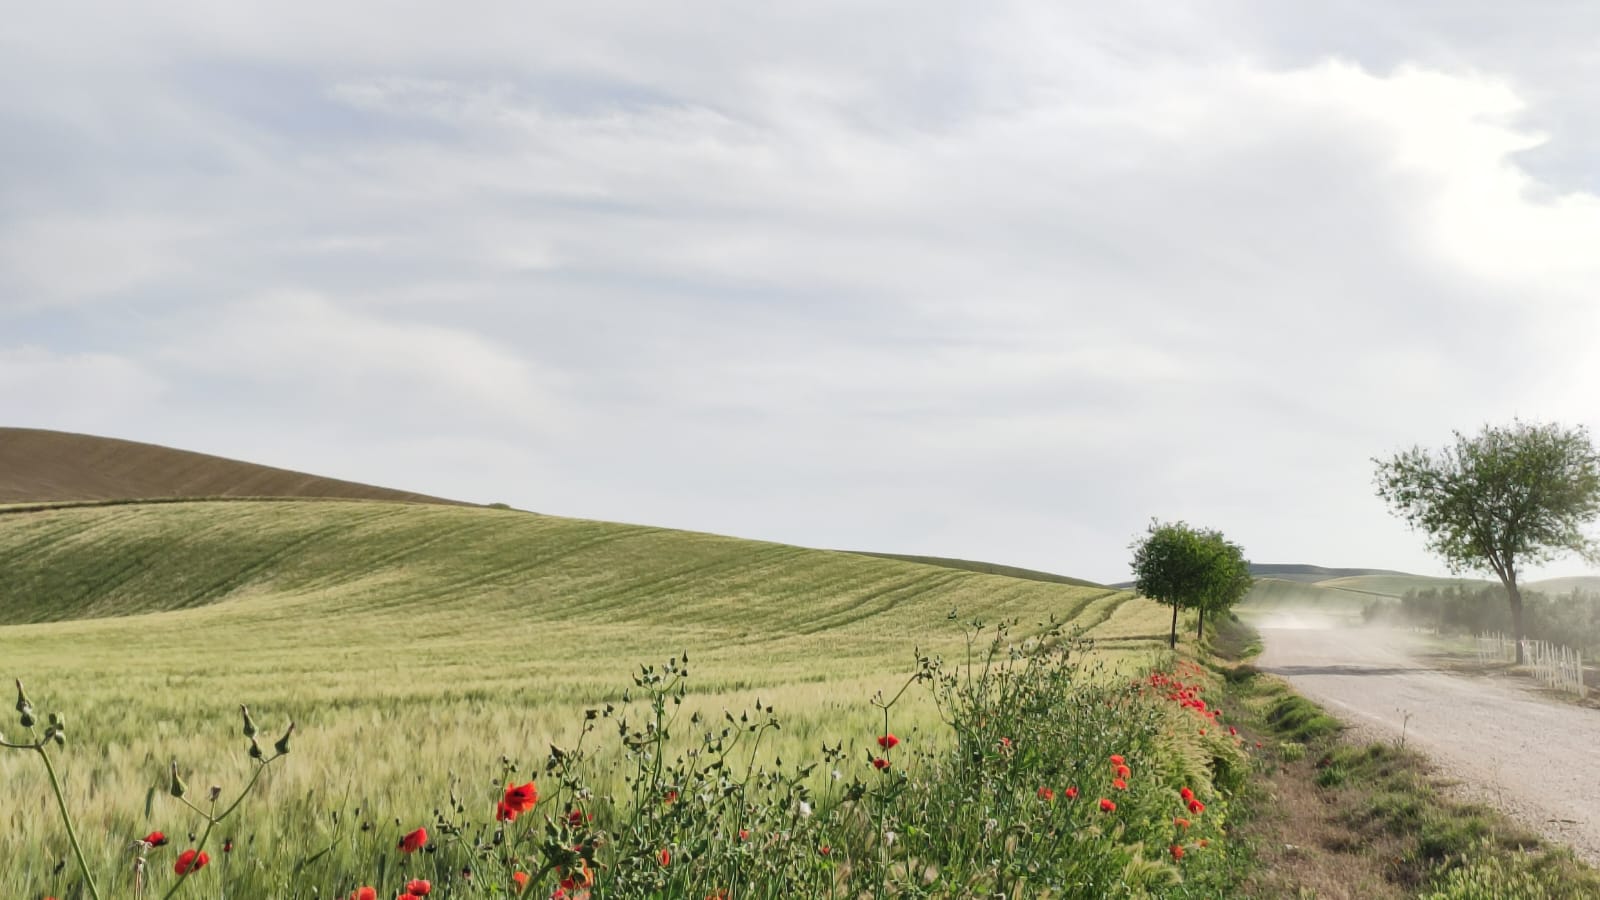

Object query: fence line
[1476,632,1587,698]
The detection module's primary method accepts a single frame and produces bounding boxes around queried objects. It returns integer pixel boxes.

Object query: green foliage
[1419,841,1600,900]
[1424,855,1556,900]
[1374,420,1600,592]
[1369,583,1600,656]
[1129,521,1254,648]
[1263,696,1342,743]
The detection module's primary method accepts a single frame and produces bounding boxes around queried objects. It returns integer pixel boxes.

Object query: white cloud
[2,3,1599,582]
[158,292,570,433]
[0,347,166,428]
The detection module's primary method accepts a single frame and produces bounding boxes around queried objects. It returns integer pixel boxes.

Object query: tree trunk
[1169,602,1178,649]
[1196,607,1205,640]
[1508,580,1526,664]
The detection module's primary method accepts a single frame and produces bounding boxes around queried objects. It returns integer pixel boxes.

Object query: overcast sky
[4,2,1599,583]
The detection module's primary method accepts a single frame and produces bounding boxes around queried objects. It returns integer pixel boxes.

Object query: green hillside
[1235,577,1380,620]
[0,498,1166,892]
[850,551,1108,588]
[1311,573,1486,598]
[1526,574,1600,595]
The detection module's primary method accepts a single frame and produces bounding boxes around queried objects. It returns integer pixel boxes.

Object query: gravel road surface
[1256,619,1600,864]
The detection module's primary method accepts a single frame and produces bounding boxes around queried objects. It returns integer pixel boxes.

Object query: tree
[1373,421,1600,663]
[1130,520,1253,649]
[1194,531,1253,641]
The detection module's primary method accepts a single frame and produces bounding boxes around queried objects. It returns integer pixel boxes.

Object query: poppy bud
[273,721,295,756]
[169,760,188,798]
[240,705,257,739]
[16,679,33,728]
[248,737,263,760]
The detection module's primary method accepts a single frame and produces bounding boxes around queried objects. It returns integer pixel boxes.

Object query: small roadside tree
[1195,530,1253,640]
[1373,421,1600,663]
[1130,520,1251,649]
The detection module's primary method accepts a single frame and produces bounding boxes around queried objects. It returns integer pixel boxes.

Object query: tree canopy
[1129,520,1253,648]
[1373,420,1600,662]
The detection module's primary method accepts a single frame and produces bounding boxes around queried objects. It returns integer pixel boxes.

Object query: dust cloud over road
[1255,618,1600,864]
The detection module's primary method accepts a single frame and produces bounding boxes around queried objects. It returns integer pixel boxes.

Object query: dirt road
[1255,619,1600,864]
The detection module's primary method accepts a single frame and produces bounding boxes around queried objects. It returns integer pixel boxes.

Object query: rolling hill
[0,495,1167,887]
[0,427,466,505]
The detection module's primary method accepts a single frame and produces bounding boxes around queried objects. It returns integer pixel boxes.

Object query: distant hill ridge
[1245,563,1411,582]
[1108,562,1410,590]
[0,428,467,506]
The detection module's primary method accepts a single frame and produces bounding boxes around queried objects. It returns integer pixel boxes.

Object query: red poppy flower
[222,839,234,853]
[1179,786,1194,801]
[350,888,377,900]
[658,848,671,867]
[1171,844,1185,860]
[1112,778,1127,791]
[1188,799,1206,814]
[405,879,432,895]
[663,789,679,804]
[818,845,831,856]
[1114,763,1131,779]
[1098,798,1116,812]
[1037,786,1055,801]
[877,734,900,750]
[173,849,209,875]
[398,894,421,900]
[1174,817,1191,829]
[498,782,538,821]
[1065,786,1079,799]
[872,757,890,770]
[142,831,169,848]
[738,829,751,841]
[511,871,529,893]
[398,827,428,853]
[1109,754,1125,765]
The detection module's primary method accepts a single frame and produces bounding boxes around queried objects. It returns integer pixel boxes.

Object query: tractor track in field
[1257,622,1600,866]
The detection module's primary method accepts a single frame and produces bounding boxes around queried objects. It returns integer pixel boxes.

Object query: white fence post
[1476,632,1587,698]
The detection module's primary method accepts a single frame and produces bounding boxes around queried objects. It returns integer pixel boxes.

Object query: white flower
[830,769,841,781]
[884,830,897,847]
[798,800,813,818]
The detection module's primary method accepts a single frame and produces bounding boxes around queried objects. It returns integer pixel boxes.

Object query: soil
[1256,619,1600,865]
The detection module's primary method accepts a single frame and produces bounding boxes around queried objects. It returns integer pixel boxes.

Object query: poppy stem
[36,743,104,900]
[159,755,279,900]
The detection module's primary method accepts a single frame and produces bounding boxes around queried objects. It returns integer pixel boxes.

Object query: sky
[3,2,1599,584]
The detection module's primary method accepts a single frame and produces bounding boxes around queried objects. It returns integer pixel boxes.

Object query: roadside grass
[1207,614,1600,900]
[0,499,1194,897]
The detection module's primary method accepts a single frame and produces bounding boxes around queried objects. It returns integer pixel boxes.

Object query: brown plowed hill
[0,428,467,505]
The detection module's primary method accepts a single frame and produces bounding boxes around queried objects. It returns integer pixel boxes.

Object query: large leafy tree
[1374,421,1600,663]
[1130,520,1252,649]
